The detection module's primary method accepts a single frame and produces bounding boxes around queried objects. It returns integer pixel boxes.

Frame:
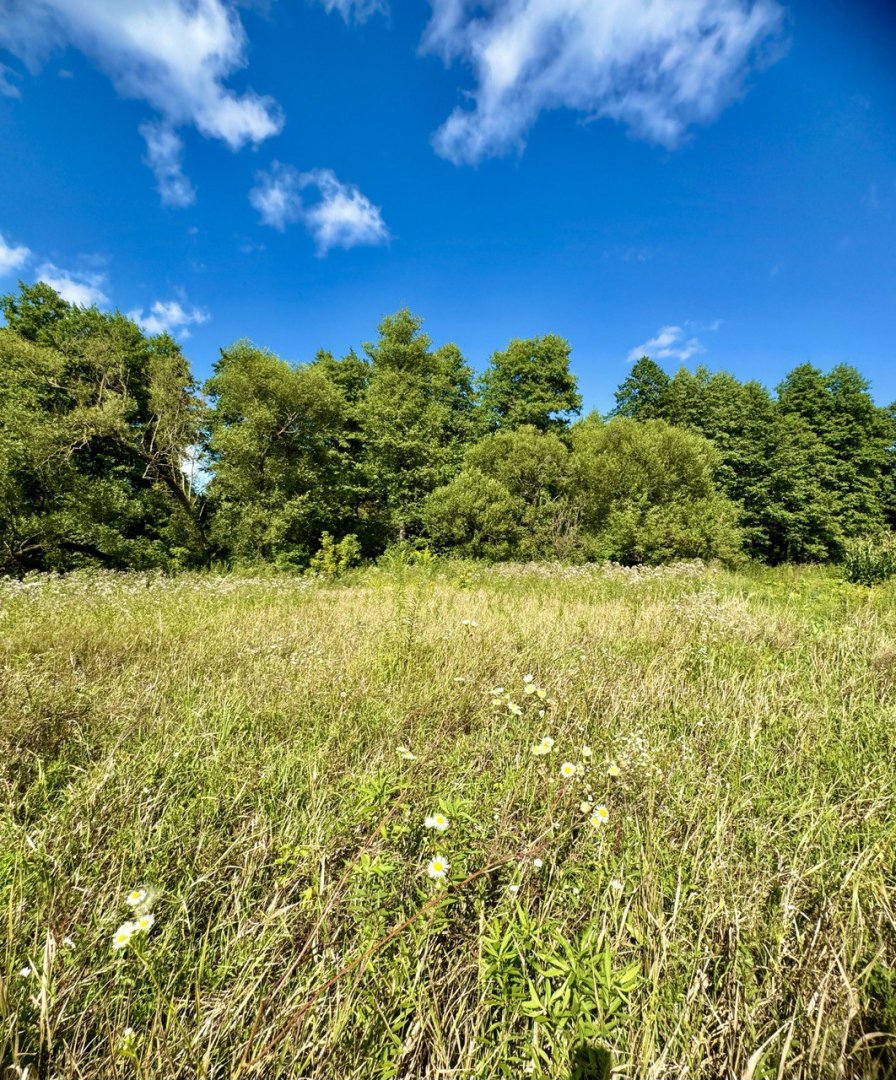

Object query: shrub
[308,532,362,577]
[841,534,896,586]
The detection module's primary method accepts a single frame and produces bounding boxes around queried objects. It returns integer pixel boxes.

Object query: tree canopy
[3,280,894,574]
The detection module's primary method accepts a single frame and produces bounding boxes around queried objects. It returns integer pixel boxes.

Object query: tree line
[2,281,894,575]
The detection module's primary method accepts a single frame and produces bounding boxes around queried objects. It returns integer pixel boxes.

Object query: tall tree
[204,341,352,566]
[777,363,892,541]
[479,334,581,432]
[356,310,477,542]
[613,356,670,419]
[0,283,205,573]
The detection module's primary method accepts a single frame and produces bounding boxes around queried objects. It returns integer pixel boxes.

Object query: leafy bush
[841,534,896,586]
[570,416,744,565]
[423,470,524,560]
[376,538,437,569]
[308,532,362,577]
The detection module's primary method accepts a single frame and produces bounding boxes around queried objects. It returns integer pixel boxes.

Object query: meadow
[1,560,895,1079]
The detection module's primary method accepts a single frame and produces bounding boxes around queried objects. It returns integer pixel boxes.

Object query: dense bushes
[841,534,896,586]
[3,281,896,574]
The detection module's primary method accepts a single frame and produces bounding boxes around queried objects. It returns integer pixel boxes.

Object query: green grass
[1,561,895,1079]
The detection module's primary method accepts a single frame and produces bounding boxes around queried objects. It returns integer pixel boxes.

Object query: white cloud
[424,0,785,165]
[320,0,387,22]
[299,169,389,255]
[127,299,210,337]
[627,325,703,364]
[0,62,21,98]
[249,162,304,231]
[37,262,109,307]
[0,0,283,201]
[250,164,389,255]
[140,121,196,207]
[0,231,31,276]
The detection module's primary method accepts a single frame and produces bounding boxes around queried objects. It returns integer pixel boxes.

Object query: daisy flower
[581,746,593,758]
[112,922,136,951]
[426,856,450,882]
[530,735,555,756]
[424,813,449,832]
[125,889,147,908]
[590,805,610,827]
[559,762,577,778]
[532,858,543,869]
[523,674,534,684]
[135,913,155,933]
[607,763,621,778]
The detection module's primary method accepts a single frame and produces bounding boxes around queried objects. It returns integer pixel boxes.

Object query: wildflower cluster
[423,810,451,884]
[529,732,619,831]
[112,888,157,952]
[492,673,549,722]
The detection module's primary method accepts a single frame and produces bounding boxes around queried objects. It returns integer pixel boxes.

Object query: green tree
[204,341,351,566]
[0,283,205,573]
[356,310,478,543]
[777,363,892,542]
[568,416,743,564]
[613,356,670,419]
[424,425,573,560]
[479,335,581,432]
[640,365,843,562]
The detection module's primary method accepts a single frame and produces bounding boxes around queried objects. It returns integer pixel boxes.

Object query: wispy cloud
[423,0,785,165]
[628,324,708,364]
[0,61,21,99]
[320,0,387,22]
[127,299,209,338]
[37,262,109,307]
[0,0,283,203]
[0,231,31,276]
[249,164,389,255]
[300,169,390,255]
[140,121,196,208]
[249,162,304,231]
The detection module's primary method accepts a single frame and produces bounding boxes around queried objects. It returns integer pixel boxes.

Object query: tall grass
[1,562,894,1078]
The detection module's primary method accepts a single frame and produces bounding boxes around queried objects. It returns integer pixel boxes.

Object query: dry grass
[1,561,894,1079]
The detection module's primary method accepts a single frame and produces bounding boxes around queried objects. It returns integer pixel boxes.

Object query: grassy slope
[1,562,894,1079]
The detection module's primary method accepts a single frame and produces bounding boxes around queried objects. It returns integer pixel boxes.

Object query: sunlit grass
[1,561,895,1078]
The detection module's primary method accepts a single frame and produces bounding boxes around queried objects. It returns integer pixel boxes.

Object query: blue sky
[1,0,895,412]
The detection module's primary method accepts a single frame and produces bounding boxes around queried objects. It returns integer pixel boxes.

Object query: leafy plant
[841,533,896,585]
[308,532,362,577]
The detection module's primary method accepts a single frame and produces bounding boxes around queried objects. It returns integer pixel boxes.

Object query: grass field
[1,561,895,1079]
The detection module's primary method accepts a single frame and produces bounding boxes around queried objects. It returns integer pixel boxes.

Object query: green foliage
[205,340,352,566]
[423,470,524,559]
[569,416,743,564]
[308,532,362,577]
[356,310,479,543]
[613,356,670,419]
[479,334,581,432]
[482,908,640,1071]
[841,533,896,586]
[644,360,896,563]
[5,280,896,574]
[425,425,576,560]
[0,284,205,574]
